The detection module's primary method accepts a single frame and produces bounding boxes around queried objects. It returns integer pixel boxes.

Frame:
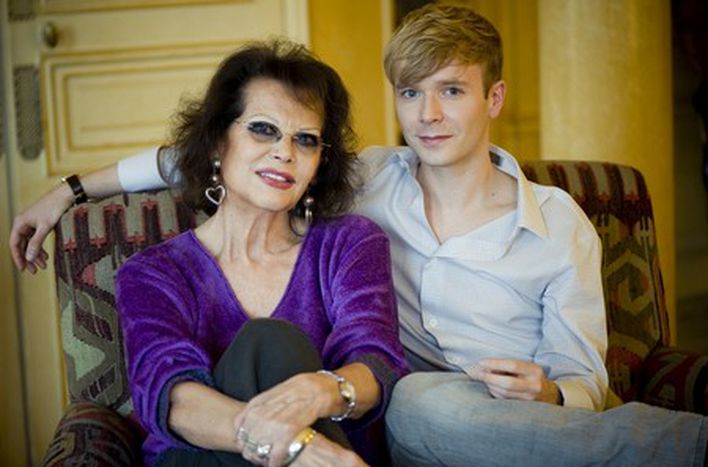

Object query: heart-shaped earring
[205,185,225,206]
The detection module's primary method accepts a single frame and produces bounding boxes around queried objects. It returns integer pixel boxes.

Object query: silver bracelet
[317,369,356,422]
[284,427,317,466]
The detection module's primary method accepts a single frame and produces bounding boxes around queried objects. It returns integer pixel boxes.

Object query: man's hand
[477,358,562,405]
[10,183,74,273]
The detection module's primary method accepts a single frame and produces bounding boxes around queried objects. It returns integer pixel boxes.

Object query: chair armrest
[42,401,143,466]
[638,346,707,415]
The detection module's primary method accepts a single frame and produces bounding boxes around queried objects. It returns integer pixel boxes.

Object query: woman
[115,40,408,466]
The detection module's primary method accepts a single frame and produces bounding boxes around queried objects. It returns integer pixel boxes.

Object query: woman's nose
[272,137,295,163]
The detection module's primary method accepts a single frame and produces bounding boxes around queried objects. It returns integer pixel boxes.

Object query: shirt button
[449,356,460,364]
[429,318,439,328]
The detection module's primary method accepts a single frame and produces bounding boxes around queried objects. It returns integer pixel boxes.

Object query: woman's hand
[234,372,334,466]
[292,434,368,467]
[10,183,74,273]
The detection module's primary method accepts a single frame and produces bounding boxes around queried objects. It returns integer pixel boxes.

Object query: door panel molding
[14,65,43,160]
[42,44,235,174]
[9,0,36,22]
[40,0,244,14]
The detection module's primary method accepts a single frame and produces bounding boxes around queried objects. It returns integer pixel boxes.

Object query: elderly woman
[114,40,407,467]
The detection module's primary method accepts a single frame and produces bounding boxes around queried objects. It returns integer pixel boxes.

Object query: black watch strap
[62,174,88,204]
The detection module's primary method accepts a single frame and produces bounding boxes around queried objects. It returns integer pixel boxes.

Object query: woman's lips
[255,169,295,190]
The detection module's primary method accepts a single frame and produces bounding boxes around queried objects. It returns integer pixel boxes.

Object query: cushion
[42,401,143,467]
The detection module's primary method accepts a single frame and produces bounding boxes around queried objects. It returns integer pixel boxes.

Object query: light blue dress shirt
[354,145,608,410]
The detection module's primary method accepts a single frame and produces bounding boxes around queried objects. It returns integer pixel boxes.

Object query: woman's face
[219,78,325,217]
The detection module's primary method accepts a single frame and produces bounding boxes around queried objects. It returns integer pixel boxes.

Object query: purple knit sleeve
[320,217,409,429]
[115,248,214,450]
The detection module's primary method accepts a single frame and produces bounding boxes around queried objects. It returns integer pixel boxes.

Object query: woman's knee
[215,319,323,396]
[226,319,320,366]
[239,318,306,344]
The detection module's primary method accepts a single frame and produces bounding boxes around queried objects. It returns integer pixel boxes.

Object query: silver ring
[238,427,271,460]
[255,442,272,459]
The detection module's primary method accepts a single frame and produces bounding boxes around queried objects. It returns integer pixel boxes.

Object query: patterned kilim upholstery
[42,402,142,467]
[45,161,707,465]
[53,190,208,415]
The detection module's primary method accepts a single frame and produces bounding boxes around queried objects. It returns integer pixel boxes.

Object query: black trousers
[160,319,350,466]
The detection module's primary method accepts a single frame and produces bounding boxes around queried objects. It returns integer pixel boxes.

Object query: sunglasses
[237,120,329,156]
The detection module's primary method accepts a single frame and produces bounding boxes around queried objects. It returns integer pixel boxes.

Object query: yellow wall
[538,0,676,338]
[309,0,396,149]
[472,0,541,160]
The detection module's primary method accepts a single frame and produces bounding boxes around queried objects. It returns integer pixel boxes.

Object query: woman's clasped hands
[233,372,367,467]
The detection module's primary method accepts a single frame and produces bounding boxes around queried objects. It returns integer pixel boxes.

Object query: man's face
[394,62,505,169]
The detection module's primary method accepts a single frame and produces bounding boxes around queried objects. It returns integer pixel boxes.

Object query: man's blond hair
[384,3,503,94]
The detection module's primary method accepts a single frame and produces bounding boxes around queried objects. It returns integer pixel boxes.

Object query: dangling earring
[204,158,225,206]
[303,195,315,225]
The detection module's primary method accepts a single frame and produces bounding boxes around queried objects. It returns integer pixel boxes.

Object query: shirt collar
[390,144,549,241]
[392,146,419,175]
[489,145,549,240]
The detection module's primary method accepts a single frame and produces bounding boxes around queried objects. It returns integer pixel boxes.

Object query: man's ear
[487,80,506,119]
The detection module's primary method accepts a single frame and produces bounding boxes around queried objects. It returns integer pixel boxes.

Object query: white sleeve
[117,147,181,192]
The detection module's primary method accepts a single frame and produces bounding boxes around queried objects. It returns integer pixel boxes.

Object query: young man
[364,6,706,466]
[10,4,707,466]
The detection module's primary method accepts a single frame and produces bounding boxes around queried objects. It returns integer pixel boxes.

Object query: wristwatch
[317,369,356,421]
[61,174,88,205]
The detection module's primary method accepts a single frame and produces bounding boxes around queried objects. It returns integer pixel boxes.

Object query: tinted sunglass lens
[247,121,280,141]
[294,133,320,149]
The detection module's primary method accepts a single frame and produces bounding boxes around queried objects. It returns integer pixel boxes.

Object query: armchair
[42,161,707,466]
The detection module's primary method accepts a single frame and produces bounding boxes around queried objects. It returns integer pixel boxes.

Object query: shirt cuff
[555,379,600,410]
[118,146,168,192]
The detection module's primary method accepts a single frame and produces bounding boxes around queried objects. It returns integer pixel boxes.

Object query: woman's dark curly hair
[169,39,359,226]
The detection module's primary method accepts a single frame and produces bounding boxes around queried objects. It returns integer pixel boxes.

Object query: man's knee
[386,372,492,466]
[386,372,487,439]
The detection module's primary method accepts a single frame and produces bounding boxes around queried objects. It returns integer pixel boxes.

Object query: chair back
[54,190,206,417]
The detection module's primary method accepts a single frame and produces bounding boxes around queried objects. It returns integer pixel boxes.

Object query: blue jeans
[386,372,707,467]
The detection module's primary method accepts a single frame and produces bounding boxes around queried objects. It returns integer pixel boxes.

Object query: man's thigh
[385,371,708,467]
[385,371,503,466]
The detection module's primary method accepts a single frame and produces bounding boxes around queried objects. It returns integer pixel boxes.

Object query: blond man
[10,4,707,466]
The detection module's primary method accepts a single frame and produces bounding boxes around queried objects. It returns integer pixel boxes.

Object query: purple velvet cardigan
[115,214,409,465]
